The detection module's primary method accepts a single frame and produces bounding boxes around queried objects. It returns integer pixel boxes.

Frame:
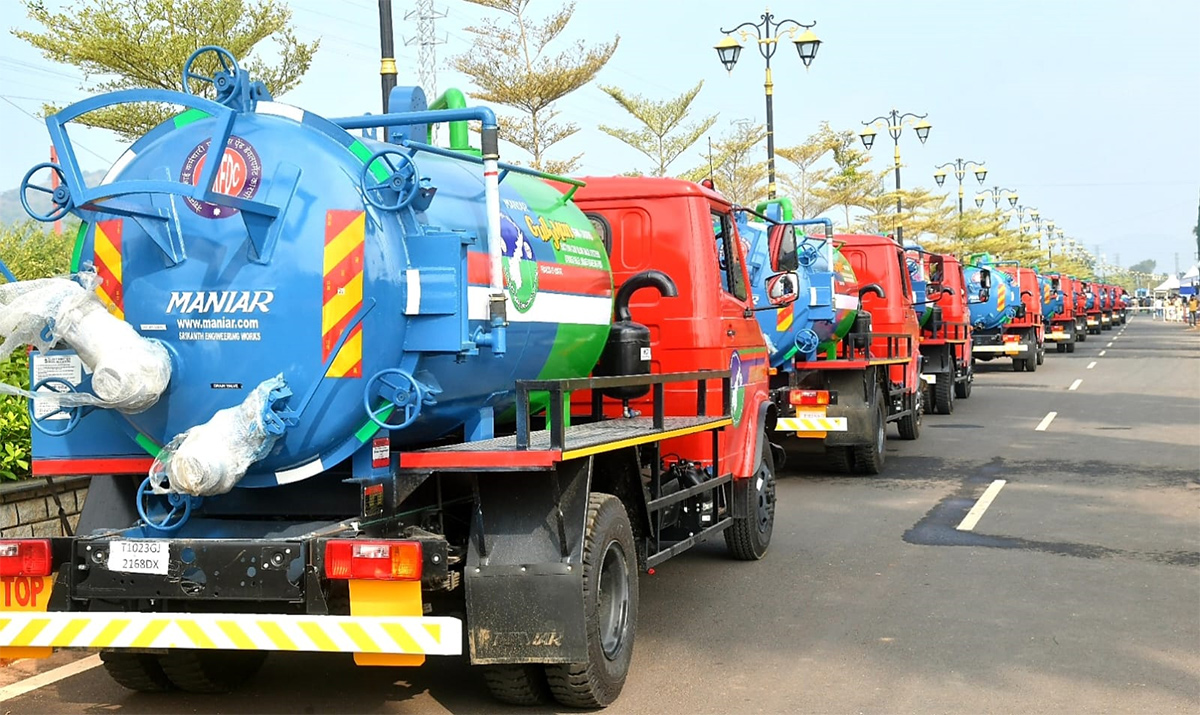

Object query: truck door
[711,208,767,478]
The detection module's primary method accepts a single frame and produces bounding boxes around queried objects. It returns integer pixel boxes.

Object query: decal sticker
[179,135,262,218]
[501,214,539,313]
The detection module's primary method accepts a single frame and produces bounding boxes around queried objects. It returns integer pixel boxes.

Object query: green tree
[679,122,767,207]
[775,122,840,219]
[1128,259,1156,274]
[598,81,716,177]
[14,0,318,140]
[452,0,618,173]
[808,126,885,230]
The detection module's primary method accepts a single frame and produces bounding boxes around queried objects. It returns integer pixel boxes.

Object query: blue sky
[1,0,1197,273]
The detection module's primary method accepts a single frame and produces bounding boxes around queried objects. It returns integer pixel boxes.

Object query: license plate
[796,409,827,420]
[108,540,170,575]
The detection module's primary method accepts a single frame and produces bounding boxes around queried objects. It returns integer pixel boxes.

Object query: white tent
[1183,264,1199,285]
[1154,275,1180,292]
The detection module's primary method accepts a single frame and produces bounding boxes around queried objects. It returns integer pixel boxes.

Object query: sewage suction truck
[0,50,793,709]
[910,249,976,414]
[966,256,1036,371]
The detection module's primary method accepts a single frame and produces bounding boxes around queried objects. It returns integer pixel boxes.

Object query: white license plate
[796,409,827,421]
[108,540,170,575]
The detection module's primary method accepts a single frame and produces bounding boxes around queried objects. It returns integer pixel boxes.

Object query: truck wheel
[1036,347,1044,365]
[1056,343,1065,353]
[159,650,267,693]
[954,369,973,399]
[897,392,921,440]
[725,438,776,560]
[1024,355,1038,373]
[826,446,855,474]
[100,651,175,693]
[546,493,637,709]
[852,386,886,475]
[1066,340,1076,353]
[933,374,954,415]
[482,665,552,705]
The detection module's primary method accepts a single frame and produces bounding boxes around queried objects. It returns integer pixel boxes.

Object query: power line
[0,95,113,164]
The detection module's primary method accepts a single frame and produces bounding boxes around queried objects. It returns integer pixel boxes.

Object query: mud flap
[466,457,591,665]
[823,369,876,446]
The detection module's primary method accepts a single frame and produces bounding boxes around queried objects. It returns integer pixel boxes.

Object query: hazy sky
[1,0,1197,273]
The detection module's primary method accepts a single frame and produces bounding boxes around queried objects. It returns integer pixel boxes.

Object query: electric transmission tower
[405,0,447,139]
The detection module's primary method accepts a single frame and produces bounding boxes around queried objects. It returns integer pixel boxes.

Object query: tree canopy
[598,81,716,177]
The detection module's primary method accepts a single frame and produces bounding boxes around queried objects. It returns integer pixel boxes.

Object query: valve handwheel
[20,163,72,222]
[182,45,240,96]
[136,477,195,532]
[363,368,425,430]
[28,377,84,437]
[360,149,421,211]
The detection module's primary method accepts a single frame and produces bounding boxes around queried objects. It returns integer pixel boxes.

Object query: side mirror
[859,283,886,300]
[768,224,799,272]
[926,255,945,293]
[765,272,800,306]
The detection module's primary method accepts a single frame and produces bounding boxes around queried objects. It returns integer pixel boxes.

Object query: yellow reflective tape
[325,326,363,378]
[298,621,338,652]
[422,623,442,643]
[340,622,379,653]
[130,619,168,648]
[12,617,50,647]
[217,620,256,650]
[177,619,217,649]
[93,228,122,282]
[322,272,364,335]
[91,618,131,649]
[54,618,89,648]
[323,213,366,276]
[380,622,421,653]
[257,621,298,651]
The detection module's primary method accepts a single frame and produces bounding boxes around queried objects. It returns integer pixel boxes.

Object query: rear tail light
[0,539,52,577]
[324,540,422,581]
[789,389,830,406]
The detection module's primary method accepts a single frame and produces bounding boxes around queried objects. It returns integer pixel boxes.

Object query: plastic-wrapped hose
[0,272,171,412]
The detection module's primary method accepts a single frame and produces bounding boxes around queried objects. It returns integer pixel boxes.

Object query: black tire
[1065,340,1076,353]
[933,374,954,415]
[1011,359,1023,372]
[1024,355,1037,372]
[100,651,176,693]
[954,368,973,399]
[1078,329,1087,342]
[482,665,552,706]
[1036,347,1044,365]
[724,439,776,560]
[546,493,637,709]
[1056,342,1066,353]
[826,445,855,474]
[897,391,921,440]
[158,650,267,694]
[852,385,886,475]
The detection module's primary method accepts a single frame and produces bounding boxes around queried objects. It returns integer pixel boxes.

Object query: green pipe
[426,88,478,155]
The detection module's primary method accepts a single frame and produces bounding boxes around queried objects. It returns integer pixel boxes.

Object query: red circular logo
[179,135,262,219]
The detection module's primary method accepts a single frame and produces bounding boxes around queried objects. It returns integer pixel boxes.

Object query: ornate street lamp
[933,158,987,215]
[860,108,932,241]
[715,9,821,199]
[975,186,1019,210]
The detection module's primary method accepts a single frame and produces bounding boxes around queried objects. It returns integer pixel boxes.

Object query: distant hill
[0,169,107,225]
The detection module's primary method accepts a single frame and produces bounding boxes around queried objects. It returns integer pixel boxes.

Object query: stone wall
[0,476,90,538]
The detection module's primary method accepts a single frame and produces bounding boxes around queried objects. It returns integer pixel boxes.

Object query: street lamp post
[860,109,932,242]
[974,186,1019,211]
[933,158,987,215]
[715,10,822,200]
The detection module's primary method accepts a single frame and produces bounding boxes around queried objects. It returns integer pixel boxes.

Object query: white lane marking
[1069,379,1082,391]
[1035,411,1058,431]
[1087,361,1097,369]
[1099,350,1107,356]
[0,654,102,703]
[956,479,1008,531]
[1106,342,1113,347]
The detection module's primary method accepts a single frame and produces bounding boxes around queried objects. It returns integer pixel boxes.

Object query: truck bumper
[0,610,462,656]
[972,343,1028,354]
[776,416,848,436]
[1046,330,1073,342]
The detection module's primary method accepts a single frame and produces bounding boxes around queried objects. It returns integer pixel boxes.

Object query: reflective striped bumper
[776,417,848,432]
[0,611,462,655]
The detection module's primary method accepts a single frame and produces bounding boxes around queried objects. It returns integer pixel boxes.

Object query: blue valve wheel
[360,149,421,211]
[28,377,83,437]
[182,45,240,96]
[794,329,820,355]
[136,477,195,532]
[20,163,72,222]
[363,368,424,431]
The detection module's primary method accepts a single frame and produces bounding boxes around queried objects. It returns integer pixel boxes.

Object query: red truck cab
[917,252,974,413]
[1085,281,1104,334]
[998,265,1046,371]
[1045,272,1079,353]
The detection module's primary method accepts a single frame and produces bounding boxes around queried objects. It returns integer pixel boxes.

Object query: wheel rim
[755,460,775,533]
[598,540,630,660]
[875,406,886,455]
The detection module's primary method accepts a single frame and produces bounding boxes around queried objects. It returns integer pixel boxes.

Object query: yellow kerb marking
[217,620,256,650]
[381,623,421,653]
[12,617,50,646]
[258,621,298,651]
[91,619,131,649]
[323,213,366,276]
[177,620,216,649]
[299,621,338,652]
[130,619,168,648]
[340,622,379,653]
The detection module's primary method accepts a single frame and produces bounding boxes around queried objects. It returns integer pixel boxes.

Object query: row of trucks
[0,51,1131,708]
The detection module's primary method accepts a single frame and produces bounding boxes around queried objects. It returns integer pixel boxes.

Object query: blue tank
[1039,274,1063,321]
[37,66,613,487]
[905,245,935,328]
[965,265,1019,330]
[740,214,858,367]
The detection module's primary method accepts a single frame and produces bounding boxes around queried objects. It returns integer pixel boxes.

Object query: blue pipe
[330,107,498,131]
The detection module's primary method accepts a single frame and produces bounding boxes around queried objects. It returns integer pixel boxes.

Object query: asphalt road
[4,317,1198,714]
